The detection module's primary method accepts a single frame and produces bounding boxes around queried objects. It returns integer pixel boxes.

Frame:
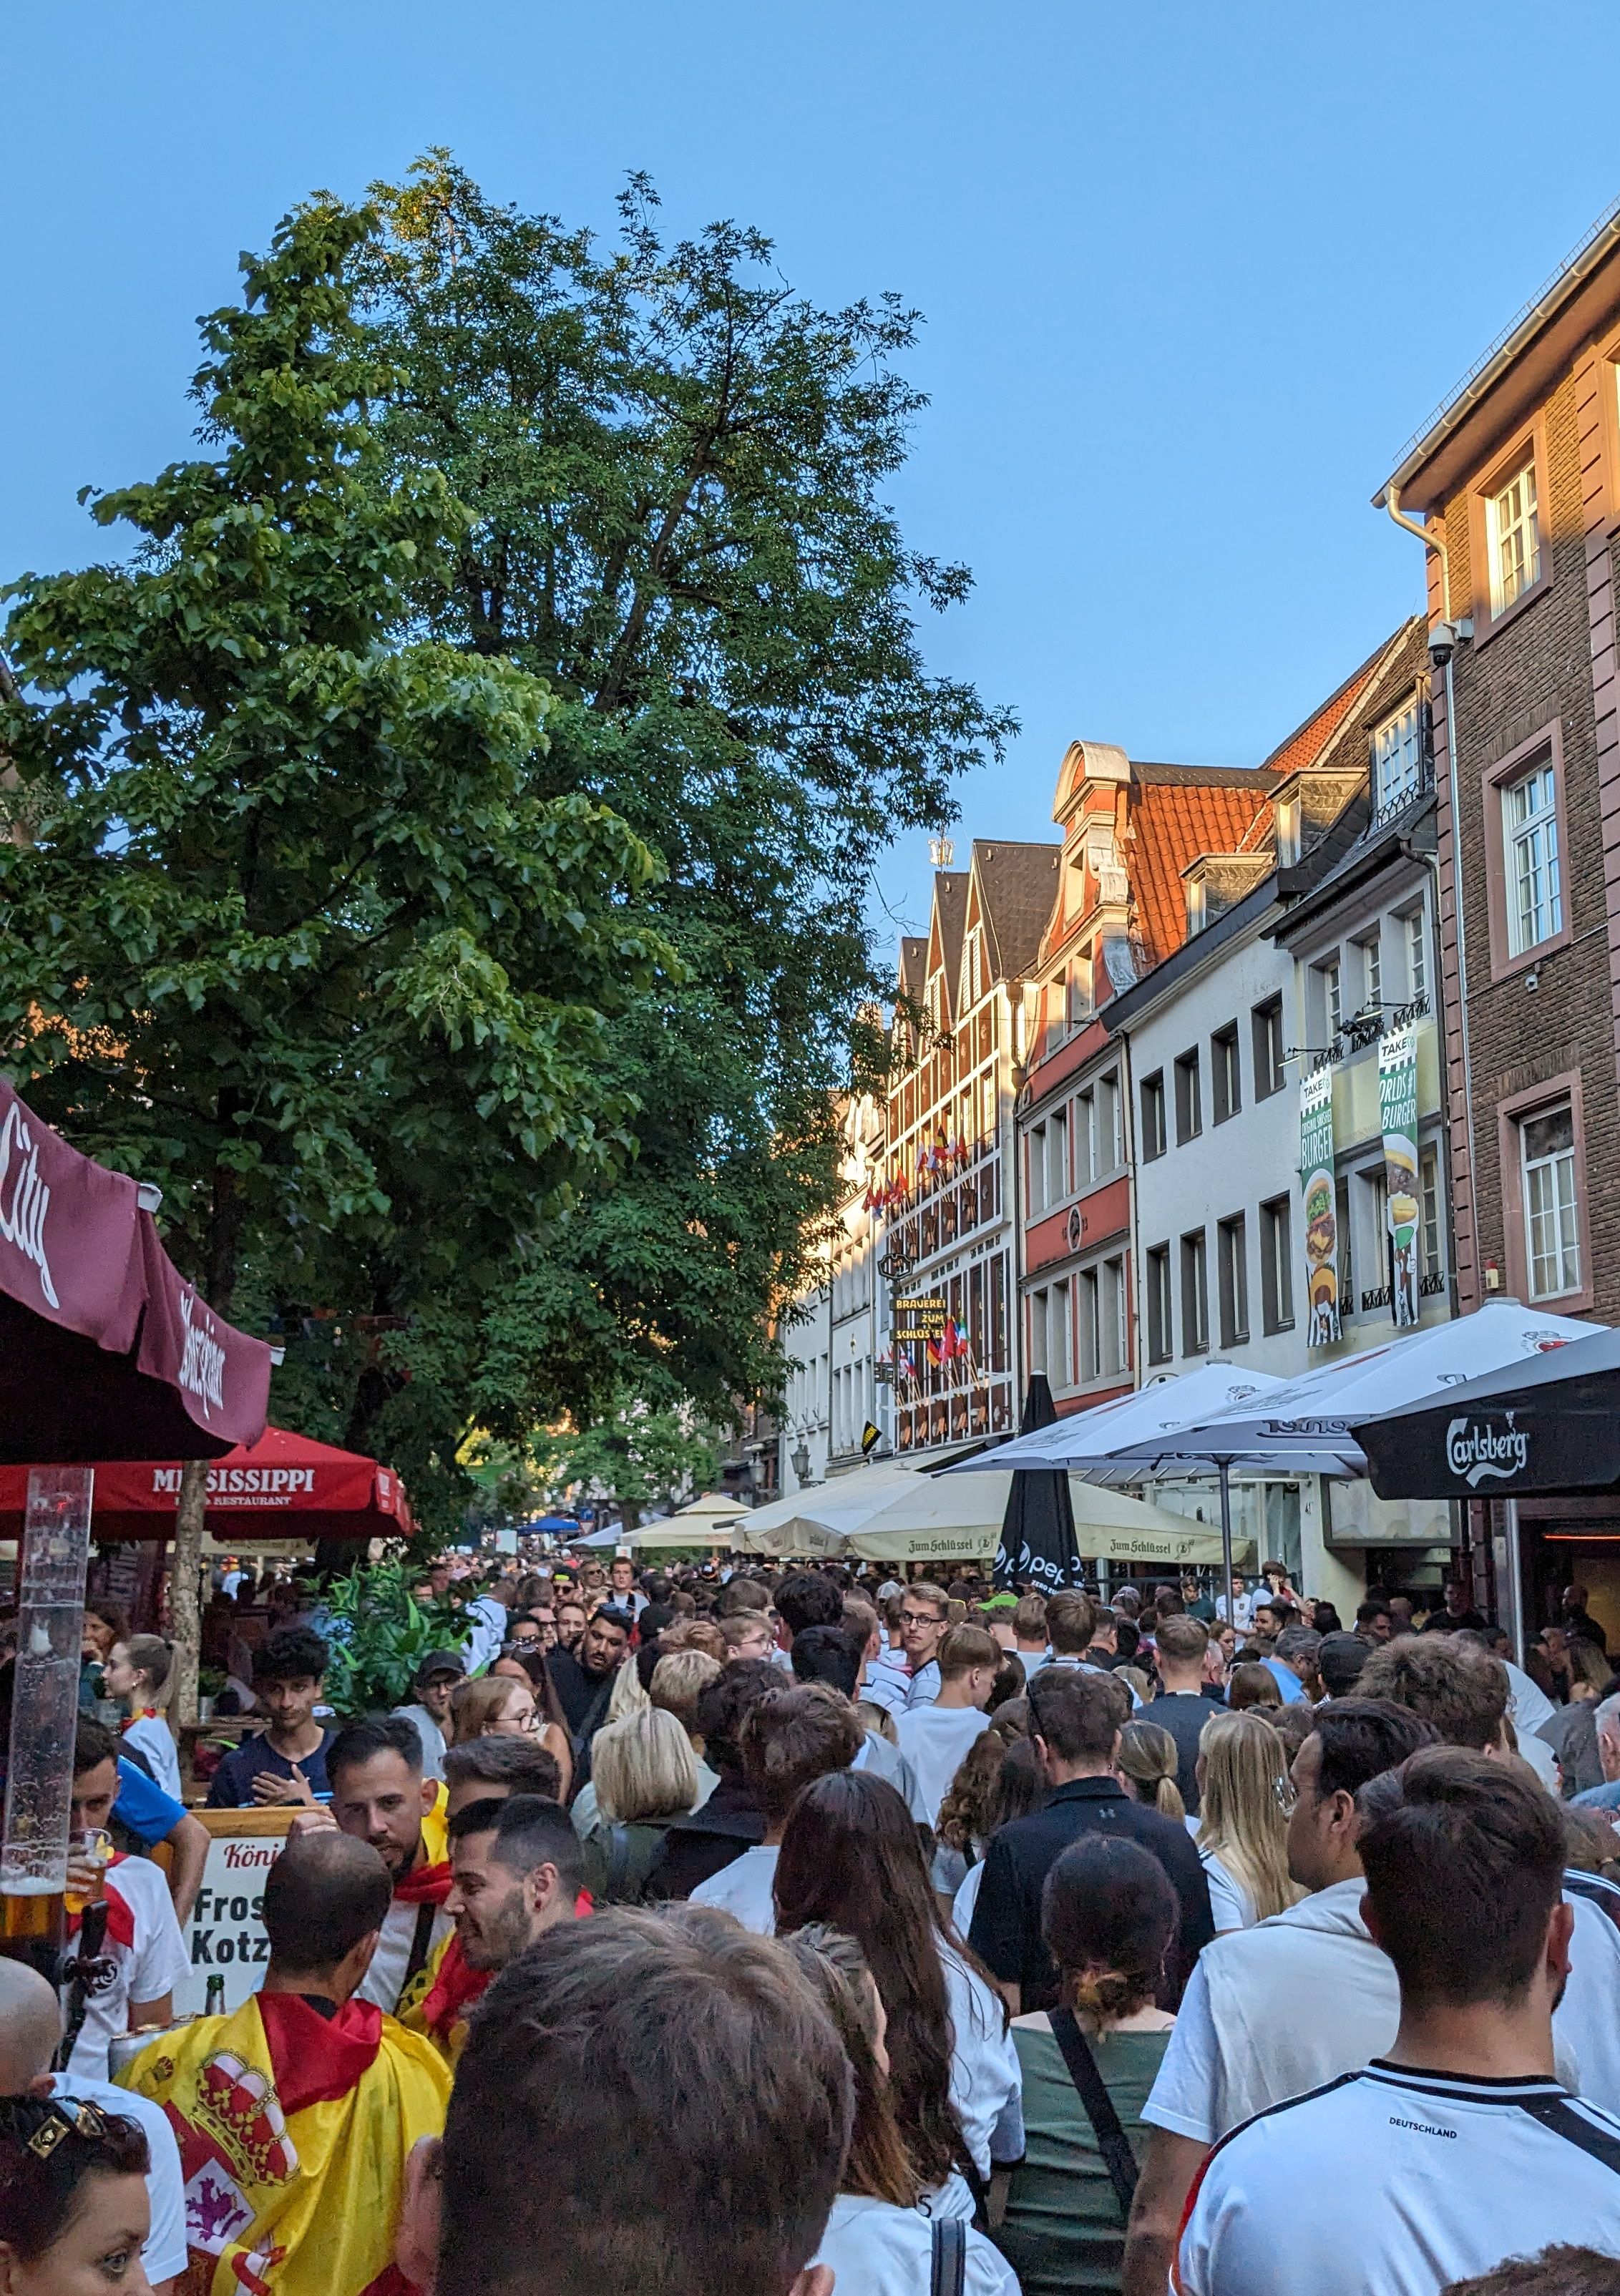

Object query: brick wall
[1439,366,1620,1317]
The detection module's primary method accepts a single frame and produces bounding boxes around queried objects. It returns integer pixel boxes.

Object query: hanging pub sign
[1299,1068,1340,1349]
[892,1294,948,1344]
[1379,1023,1422,1329]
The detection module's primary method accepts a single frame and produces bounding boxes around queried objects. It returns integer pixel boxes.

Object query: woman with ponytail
[1113,1720,1186,1822]
[995,1836,1178,2294]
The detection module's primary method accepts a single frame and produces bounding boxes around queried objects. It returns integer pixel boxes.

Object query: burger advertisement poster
[1378,1024,1421,1328]
[1299,1066,1340,1348]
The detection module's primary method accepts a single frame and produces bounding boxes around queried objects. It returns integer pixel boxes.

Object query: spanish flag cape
[119,1989,450,2296]
[397,1928,488,2066]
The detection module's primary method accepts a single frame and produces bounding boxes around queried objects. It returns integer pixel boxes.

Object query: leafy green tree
[530,1395,721,1524]
[345,157,1013,1428]
[0,197,668,1703]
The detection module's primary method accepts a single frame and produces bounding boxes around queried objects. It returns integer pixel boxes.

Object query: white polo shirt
[60,1855,190,2082]
[894,1704,992,1825]
[688,1845,780,1934]
[1176,2062,1620,2296]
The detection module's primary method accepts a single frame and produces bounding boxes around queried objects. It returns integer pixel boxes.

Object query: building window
[1181,1231,1209,1355]
[1029,1287,1049,1376]
[1503,758,1562,956]
[1186,876,1206,936]
[1251,997,1286,1099]
[1141,1071,1167,1161]
[1276,794,1301,867]
[1488,456,1541,615]
[1260,1196,1294,1332]
[1313,956,1342,1042]
[1211,1024,1241,1124]
[1173,1049,1202,1144]
[1028,1123,1047,1216]
[1336,1176,1354,1307]
[1146,1244,1172,1366]
[1403,906,1428,1005]
[1372,700,1423,815]
[1079,1268,1101,1383]
[1048,1108,1068,1206]
[1521,1103,1580,1300]
[1103,1254,1128,1374]
[1217,1213,1249,1347]
[1100,1072,1123,1171]
[1355,932,1381,1016]
[1052,1279,1072,1386]
[1420,1144,1444,1286]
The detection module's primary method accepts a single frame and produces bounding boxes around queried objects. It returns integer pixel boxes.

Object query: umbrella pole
[1218,1457,1236,1633]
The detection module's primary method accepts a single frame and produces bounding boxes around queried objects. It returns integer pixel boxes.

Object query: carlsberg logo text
[1446,1416,1528,1488]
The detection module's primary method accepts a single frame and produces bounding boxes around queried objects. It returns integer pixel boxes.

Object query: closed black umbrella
[1351,1323,1620,1500]
[992,1374,1080,1593]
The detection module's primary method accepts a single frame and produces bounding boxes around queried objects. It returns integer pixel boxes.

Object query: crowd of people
[9,1551,1620,2295]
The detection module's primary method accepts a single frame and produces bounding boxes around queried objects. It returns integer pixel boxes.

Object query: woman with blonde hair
[1114,1719,1185,1822]
[1189,1709,1301,1932]
[578,1706,700,1902]
[451,1671,573,1802]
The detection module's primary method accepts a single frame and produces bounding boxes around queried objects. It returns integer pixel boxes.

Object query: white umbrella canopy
[738,1462,947,1558]
[625,1493,750,1548]
[847,1482,1254,1569]
[1108,1301,1604,1477]
[941,1362,1292,1480]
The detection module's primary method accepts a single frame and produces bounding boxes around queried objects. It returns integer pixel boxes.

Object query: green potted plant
[318,1563,472,1717]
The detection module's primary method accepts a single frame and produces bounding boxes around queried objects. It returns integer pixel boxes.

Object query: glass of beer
[63,1830,113,1918]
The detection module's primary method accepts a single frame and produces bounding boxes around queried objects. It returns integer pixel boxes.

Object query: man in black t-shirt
[206,1626,335,1807]
[968,1666,1213,2011]
[1146,1615,1222,1814]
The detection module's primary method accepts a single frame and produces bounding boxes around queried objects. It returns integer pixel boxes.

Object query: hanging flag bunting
[1300,1065,1341,1349]
[1379,1022,1422,1328]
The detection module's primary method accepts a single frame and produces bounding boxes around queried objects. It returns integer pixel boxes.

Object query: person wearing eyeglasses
[896,1584,950,1710]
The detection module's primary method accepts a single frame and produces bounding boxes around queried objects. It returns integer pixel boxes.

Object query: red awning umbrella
[0,1425,412,1543]
[0,1076,271,1462]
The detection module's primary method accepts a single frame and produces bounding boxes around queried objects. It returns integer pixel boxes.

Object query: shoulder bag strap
[1048,2004,1140,2224]
[401,1897,440,1994]
[929,2215,967,2296]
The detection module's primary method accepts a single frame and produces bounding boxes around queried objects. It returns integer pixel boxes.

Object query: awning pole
[1218,1458,1236,1631]
[1500,1496,1526,1669]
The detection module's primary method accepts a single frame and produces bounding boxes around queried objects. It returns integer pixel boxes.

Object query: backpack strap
[930,2214,967,2296]
[1048,2004,1140,2224]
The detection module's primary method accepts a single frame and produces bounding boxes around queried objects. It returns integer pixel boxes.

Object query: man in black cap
[393,1649,467,1782]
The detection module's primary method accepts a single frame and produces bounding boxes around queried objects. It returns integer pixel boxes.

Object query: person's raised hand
[252,1761,315,1807]
[287,1804,338,1842]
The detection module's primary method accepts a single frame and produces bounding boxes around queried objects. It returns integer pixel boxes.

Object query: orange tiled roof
[1128,772,1277,969]
[1258,640,1390,783]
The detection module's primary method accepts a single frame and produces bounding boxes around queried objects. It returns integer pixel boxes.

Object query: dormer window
[1186,876,1207,936]
[1372,699,1423,816]
[1276,795,1302,868]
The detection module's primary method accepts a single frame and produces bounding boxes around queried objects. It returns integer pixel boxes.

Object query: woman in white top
[102,1636,182,1803]
[1187,1709,1302,1933]
[776,1768,1023,2221]
[782,1923,1018,2296]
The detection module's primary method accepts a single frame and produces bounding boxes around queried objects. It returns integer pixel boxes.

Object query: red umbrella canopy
[0,1426,411,1543]
[0,1077,272,1462]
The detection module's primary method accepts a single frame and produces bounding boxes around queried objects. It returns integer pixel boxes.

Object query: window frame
[1400,902,1428,1007]
[1140,1071,1167,1162]
[1468,419,1552,640]
[1173,1048,1203,1145]
[1211,1023,1241,1125]
[1216,1212,1249,1348]
[1495,1071,1593,1313]
[1180,1228,1209,1357]
[1370,697,1425,816]
[1485,454,1543,617]
[1251,996,1287,1100]
[1259,1195,1294,1334]
[1145,1244,1173,1367]
[1480,720,1572,983]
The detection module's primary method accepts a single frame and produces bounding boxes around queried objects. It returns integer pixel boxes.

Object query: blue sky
[6,2,1619,959]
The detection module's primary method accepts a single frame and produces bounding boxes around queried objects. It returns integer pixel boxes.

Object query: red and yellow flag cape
[119,1990,449,2296]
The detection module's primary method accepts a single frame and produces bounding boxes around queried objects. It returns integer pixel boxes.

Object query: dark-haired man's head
[1355,1599,1394,1642]
[695,1659,786,1777]
[252,1625,330,1739]
[443,1734,562,1817]
[327,1716,436,1876]
[789,1625,863,1702]
[445,1796,584,1973]
[1317,1631,1371,1699]
[1358,1634,1509,1753]
[411,1906,850,2296]
[580,1608,633,1679]
[263,1832,391,1999]
[1358,1748,1570,2023]
[1028,1665,1129,1782]
[774,1571,844,1643]
[1286,1698,1440,1892]
[741,1684,863,1835]
[1152,1613,1209,1687]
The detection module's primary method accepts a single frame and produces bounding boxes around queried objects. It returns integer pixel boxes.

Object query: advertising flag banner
[1300,1067,1340,1349]
[1379,1024,1422,1328]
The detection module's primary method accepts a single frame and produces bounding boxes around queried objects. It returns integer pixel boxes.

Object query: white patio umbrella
[738,1461,979,1559]
[847,1481,1253,1570]
[623,1493,750,1548]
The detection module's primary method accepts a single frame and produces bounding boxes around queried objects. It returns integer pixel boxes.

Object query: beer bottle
[205,1975,226,2018]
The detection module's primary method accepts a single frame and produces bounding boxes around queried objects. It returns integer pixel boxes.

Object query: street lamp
[791,1438,811,1487]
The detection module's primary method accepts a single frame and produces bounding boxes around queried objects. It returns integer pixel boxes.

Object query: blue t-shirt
[1262,1656,1309,1706]
[205,1730,334,1808]
[112,1757,187,1845]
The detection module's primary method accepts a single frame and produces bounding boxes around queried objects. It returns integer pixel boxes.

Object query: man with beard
[289,1716,451,2013]
[547,1605,632,1747]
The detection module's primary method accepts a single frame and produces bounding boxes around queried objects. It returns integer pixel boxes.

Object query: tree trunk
[172,1457,208,1725]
